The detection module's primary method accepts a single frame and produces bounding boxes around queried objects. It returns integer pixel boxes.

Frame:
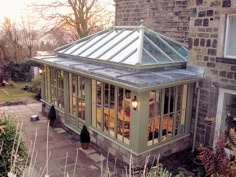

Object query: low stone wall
[42,102,192,166]
[90,130,192,166]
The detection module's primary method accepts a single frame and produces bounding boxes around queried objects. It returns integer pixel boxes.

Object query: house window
[147,85,188,146]
[92,80,130,145]
[225,14,236,58]
[69,73,85,120]
[43,66,64,110]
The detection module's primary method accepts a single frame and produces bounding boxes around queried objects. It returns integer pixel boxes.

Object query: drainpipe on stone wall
[192,82,200,153]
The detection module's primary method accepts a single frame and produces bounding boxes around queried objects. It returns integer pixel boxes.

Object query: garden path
[0,103,120,177]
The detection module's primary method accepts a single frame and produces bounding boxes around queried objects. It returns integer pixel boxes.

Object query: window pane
[69,74,77,115]
[92,80,97,127]
[96,81,102,129]
[148,90,161,146]
[147,85,188,146]
[78,77,85,120]
[225,15,236,57]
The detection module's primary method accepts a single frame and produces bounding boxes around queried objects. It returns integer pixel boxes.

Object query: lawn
[0,82,35,102]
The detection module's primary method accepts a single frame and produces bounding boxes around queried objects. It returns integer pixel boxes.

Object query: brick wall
[188,0,236,146]
[115,0,189,43]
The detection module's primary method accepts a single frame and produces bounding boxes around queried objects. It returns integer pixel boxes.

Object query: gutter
[192,82,200,152]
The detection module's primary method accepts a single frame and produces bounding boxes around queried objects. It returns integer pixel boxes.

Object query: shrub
[8,81,16,87]
[48,105,56,126]
[80,125,90,143]
[3,61,33,82]
[31,75,42,93]
[198,141,236,177]
[31,75,42,100]
[48,105,56,121]
[0,112,28,176]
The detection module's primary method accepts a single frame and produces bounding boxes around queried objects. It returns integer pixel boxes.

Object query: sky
[0,0,115,23]
[0,0,35,22]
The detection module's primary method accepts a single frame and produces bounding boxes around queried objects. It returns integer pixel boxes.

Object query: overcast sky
[0,0,115,23]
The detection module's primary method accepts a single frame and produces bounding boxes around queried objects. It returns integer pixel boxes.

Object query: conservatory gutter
[31,57,203,92]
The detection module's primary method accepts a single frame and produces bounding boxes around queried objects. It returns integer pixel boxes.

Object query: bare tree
[0,17,23,61]
[20,16,38,58]
[34,0,114,39]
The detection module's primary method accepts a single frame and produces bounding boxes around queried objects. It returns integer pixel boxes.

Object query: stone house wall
[188,0,236,146]
[115,0,189,44]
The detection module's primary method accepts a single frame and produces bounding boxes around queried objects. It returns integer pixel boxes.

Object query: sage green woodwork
[41,66,45,100]
[130,91,150,153]
[39,64,196,155]
[159,89,165,142]
[114,87,118,138]
[85,78,92,126]
[64,72,69,125]
[185,83,194,133]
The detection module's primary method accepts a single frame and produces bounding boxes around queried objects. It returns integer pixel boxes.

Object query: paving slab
[1,103,103,177]
[79,147,96,155]
[88,153,105,163]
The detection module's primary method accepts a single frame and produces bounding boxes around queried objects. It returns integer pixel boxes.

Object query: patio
[0,103,121,177]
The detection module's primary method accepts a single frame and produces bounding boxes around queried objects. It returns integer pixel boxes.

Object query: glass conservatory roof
[56,25,188,67]
[33,56,203,90]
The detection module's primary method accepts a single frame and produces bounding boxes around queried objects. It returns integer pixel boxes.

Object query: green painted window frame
[68,73,86,120]
[147,84,188,146]
[43,66,64,111]
[92,80,131,145]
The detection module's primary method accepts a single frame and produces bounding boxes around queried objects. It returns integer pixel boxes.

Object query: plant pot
[49,119,55,127]
[81,143,89,149]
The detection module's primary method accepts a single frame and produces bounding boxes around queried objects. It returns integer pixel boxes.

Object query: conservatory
[32,24,203,164]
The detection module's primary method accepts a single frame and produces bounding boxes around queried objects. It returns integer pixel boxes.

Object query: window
[68,73,85,120]
[225,15,236,58]
[147,85,188,146]
[43,66,64,110]
[92,80,130,145]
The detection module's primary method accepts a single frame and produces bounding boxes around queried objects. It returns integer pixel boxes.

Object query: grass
[0,82,34,102]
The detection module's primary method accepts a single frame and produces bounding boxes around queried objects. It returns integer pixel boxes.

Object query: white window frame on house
[224,14,236,59]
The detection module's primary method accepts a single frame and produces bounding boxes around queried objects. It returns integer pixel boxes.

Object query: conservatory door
[66,73,86,132]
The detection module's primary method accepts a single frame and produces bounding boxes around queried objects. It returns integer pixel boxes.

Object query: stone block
[227,72,233,79]
[194,19,202,26]
[198,11,206,17]
[196,0,203,6]
[203,18,209,26]
[222,0,231,7]
[207,62,216,67]
[210,1,221,7]
[200,38,205,46]
[206,39,211,47]
[208,49,216,56]
[204,56,209,61]
[212,39,218,48]
[219,71,226,77]
[190,8,197,17]
[207,10,214,16]
[194,38,200,46]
